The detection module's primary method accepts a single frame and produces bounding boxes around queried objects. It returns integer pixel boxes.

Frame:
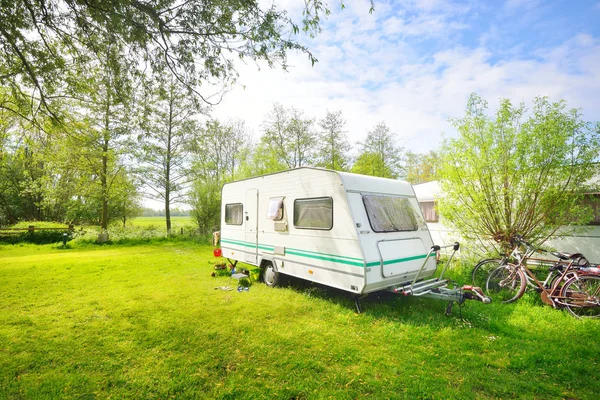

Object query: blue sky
[213,0,600,153]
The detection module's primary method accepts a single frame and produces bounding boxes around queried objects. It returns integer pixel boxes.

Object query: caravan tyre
[263,262,280,287]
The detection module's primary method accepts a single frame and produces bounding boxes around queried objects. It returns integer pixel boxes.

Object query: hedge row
[0,230,74,245]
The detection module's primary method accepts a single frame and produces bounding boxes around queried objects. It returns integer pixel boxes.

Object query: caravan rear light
[213,248,222,257]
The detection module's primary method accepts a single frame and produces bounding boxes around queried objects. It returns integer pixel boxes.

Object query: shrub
[0,228,74,245]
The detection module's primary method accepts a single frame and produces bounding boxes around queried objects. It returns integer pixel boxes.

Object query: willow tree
[0,0,355,125]
[437,94,600,247]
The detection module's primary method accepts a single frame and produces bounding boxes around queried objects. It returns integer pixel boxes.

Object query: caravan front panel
[377,238,428,278]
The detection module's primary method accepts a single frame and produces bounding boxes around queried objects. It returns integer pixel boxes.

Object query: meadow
[0,239,598,399]
[128,216,194,228]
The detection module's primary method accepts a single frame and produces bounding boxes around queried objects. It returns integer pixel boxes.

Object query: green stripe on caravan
[221,238,362,266]
[284,249,364,267]
[366,254,428,267]
[221,238,427,268]
[221,238,273,250]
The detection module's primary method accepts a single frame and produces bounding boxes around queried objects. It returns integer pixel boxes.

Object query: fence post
[28,225,35,232]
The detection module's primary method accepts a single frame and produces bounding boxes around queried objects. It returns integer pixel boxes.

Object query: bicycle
[471,235,568,289]
[486,253,600,318]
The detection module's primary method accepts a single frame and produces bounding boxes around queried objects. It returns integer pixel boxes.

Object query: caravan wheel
[263,262,280,287]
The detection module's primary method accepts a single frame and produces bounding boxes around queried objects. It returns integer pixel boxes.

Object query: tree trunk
[165,87,174,236]
[101,109,110,231]
[165,200,171,235]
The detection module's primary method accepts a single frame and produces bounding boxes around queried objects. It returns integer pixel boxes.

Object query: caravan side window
[363,195,418,232]
[293,197,333,230]
[225,203,243,225]
[266,197,284,220]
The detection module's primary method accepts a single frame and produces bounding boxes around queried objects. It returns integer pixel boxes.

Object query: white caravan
[219,168,489,312]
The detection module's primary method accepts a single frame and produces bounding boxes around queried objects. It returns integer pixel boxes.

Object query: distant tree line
[0,83,438,232]
[187,104,438,234]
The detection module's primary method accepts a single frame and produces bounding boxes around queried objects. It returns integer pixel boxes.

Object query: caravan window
[293,197,333,230]
[419,201,439,222]
[266,197,284,220]
[225,203,243,225]
[363,195,418,232]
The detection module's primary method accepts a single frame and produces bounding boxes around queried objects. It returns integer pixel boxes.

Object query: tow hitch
[389,242,492,315]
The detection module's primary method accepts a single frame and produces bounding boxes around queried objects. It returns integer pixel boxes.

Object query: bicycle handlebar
[512,234,546,253]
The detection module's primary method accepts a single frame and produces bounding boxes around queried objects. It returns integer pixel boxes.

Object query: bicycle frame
[510,236,580,291]
[516,261,579,307]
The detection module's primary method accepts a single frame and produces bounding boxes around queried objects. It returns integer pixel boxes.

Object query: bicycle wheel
[546,270,577,295]
[471,258,504,287]
[560,275,600,319]
[486,264,527,303]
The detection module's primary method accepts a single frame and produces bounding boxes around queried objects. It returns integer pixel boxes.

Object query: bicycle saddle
[551,252,589,266]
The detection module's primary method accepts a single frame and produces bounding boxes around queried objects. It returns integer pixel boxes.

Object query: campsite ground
[1,239,598,399]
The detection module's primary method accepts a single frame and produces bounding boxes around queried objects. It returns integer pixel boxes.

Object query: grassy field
[129,216,194,228]
[1,240,598,399]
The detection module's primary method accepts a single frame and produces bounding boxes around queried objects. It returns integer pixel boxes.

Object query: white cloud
[212,3,600,155]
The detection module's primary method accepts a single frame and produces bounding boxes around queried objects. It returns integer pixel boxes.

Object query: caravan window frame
[224,203,243,226]
[362,194,419,233]
[293,197,333,230]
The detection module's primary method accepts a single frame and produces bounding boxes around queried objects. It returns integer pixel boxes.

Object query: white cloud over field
[212,1,600,153]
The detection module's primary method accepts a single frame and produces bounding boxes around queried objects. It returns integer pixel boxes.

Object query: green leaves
[352,122,405,179]
[1,0,336,122]
[315,110,351,171]
[438,94,600,246]
[260,103,317,170]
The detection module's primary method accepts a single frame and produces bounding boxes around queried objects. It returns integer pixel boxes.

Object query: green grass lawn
[1,241,598,399]
[129,216,194,228]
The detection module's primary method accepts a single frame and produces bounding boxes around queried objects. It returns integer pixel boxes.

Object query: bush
[0,228,74,245]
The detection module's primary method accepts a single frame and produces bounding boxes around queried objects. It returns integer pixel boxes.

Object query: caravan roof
[337,171,415,196]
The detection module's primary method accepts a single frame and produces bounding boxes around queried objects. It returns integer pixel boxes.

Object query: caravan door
[245,189,259,264]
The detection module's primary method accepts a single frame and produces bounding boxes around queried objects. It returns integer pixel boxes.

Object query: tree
[261,104,316,169]
[0,102,61,224]
[352,122,404,178]
[239,140,288,178]
[405,150,439,184]
[287,108,317,168]
[189,179,222,235]
[437,94,600,247]
[110,169,143,228]
[316,110,351,171]
[76,39,134,231]
[0,0,340,124]
[189,119,250,233]
[61,162,142,227]
[138,76,202,234]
